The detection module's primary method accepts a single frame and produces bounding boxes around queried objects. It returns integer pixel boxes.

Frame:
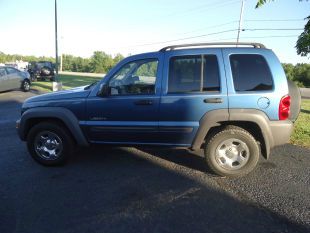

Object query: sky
[0,0,309,64]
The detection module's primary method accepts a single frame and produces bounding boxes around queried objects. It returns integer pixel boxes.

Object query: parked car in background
[17,42,301,177]
[28,61,55,81]
[0,66,31,92]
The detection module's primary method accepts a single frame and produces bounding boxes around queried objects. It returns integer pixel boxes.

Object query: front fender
[17,107,89,146]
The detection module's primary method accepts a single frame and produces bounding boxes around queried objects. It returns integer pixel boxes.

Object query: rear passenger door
[158,49,228,146]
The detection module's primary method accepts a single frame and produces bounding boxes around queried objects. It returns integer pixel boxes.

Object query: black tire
[27,121,74,166]
[22,79,30,92]
[204,126,260,177]
[287,80,301,122]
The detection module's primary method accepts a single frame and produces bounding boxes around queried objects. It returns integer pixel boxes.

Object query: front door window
[108,59,158,95]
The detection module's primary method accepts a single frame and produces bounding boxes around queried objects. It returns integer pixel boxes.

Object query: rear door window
[168,55,220,93]
[230,54,273,92]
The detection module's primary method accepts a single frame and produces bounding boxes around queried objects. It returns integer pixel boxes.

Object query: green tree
[282,63,310,87]
[282,63,295,81]
[256,0,309,56]
[113,53,124,64]
[296,16,310,56]
[256,0,306,8]
[62,54,74,71]
[294,63,310,86]
[90,51,114,73]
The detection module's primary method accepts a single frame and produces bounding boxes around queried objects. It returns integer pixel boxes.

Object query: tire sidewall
[205,129,259,177]
[27,122,74,166]
[22,80,30,92]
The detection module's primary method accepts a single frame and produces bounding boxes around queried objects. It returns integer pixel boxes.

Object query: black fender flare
[18,107,89,146]
[191,109,229,151]
[191,109,278,159]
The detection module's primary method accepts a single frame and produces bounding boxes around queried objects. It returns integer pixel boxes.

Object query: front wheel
[204,126,260,177]
[22,80,30,92]
[27,122,74,166]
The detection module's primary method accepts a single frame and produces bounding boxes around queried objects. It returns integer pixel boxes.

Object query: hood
[25,86,90,103]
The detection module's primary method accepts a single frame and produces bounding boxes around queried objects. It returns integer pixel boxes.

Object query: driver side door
[85,57,162,144]
[5,67,21,89]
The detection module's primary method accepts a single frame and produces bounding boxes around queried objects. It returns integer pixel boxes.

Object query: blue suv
[16,42,301,177]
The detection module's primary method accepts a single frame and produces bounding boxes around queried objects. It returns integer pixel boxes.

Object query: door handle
[134,100,153,105]
[203,98,223,104]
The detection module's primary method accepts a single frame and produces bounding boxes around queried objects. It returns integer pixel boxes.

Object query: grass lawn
[290,99,310,148]
[31,74,102,92]
[31,77,310,148]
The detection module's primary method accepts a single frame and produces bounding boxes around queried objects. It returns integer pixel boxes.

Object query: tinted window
[109,59,158,95]
[168,55,220,93]
[5,67,18,74]
[230,54,273,92]
[203,55,220,91]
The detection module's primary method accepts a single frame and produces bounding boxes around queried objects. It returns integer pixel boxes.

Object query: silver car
[0,66,31,92]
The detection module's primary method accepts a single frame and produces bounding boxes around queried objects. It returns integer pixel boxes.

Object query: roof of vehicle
[159,42,266,52]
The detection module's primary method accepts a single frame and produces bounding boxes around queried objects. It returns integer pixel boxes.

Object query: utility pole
[236,0,245,44]
[53,0,62,91]
[55,0,58,81]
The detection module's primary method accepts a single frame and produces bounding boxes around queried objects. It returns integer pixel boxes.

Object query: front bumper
[16,119,24,141]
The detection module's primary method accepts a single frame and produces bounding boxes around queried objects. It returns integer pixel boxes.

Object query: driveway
[0,90,309,233]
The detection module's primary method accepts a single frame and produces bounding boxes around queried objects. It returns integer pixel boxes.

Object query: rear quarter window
[230,54,273,92]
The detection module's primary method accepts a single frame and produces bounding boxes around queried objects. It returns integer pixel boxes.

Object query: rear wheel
[27,122,74,166]
[204,126,260,177]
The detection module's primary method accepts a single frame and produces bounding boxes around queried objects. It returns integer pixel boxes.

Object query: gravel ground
[0,90,309,233]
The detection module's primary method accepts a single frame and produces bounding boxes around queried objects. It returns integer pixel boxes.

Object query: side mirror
[97,83,109,97]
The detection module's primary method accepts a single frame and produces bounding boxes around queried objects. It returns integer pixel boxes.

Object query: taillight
[279,95,291,120]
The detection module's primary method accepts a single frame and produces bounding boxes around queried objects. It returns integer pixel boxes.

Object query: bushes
[62,52,124,73]
[282,63,310,87]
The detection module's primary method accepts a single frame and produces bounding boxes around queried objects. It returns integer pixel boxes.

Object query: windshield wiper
[84,81,98,90]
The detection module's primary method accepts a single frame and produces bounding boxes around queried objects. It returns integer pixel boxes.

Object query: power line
[170,19,303,39]
[243,28,303,31]
[244,19,305,22]
[170,17,306,37]
[186,35,300,43]
[129,29,238,47]
[199,34,299,41]
[240,35,299,39]
[176,20,239,36]
[127,28,303,48]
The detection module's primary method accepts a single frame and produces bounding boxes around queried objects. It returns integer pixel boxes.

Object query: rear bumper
[269,120,293,147]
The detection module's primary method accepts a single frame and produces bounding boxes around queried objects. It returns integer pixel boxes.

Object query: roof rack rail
[159,42,266,52]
